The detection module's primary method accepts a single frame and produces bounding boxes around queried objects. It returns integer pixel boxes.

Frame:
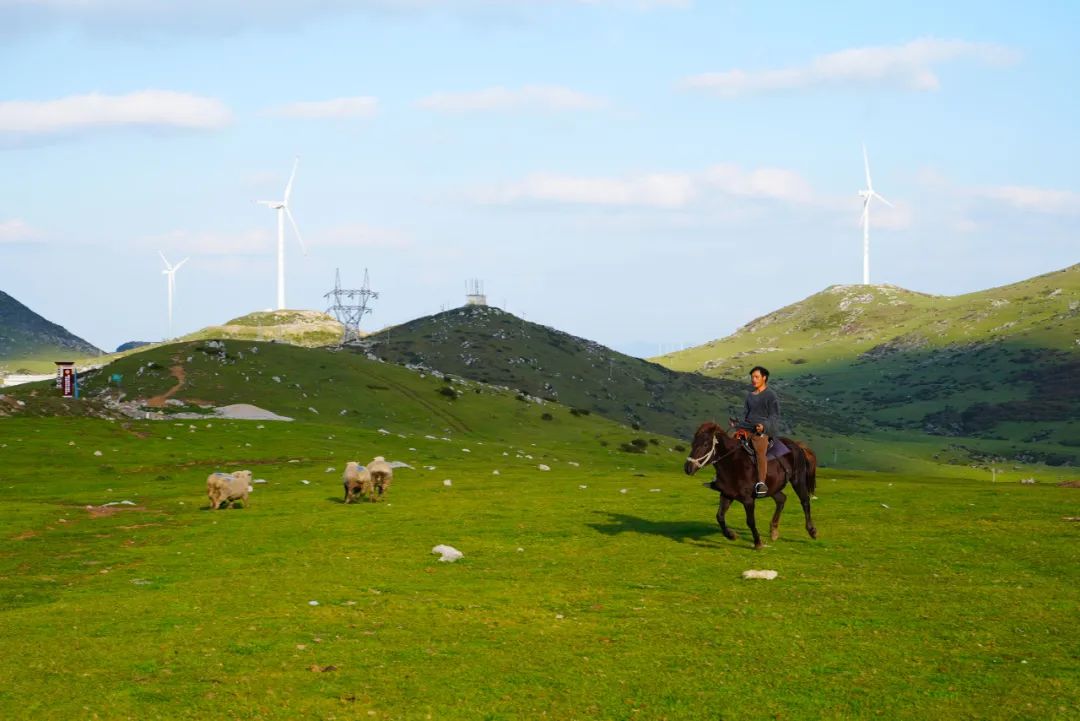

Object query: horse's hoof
[753,542,764,550]
[724,531,737,541]
[808,528,818,540]
[770,529,780,541]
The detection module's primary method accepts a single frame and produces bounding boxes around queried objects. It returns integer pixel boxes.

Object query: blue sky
[2,0,1078,356]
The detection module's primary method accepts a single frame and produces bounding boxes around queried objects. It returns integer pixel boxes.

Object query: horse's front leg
[716,495,737,541]
[742,497,763,549]
[770,490,786,541]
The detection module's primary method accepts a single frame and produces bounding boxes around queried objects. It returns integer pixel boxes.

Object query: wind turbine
[159,251,189,338]
[858,144,893,285]
[257,156,306,310]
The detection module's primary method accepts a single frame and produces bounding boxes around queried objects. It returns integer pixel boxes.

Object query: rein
[687,432,740,469]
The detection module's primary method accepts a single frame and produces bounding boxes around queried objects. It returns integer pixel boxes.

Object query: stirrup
[753,482,768,498]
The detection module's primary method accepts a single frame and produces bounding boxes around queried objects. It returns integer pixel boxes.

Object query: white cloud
[481,172,696,208]
[481,163,823,210]
[141,229,272,257]
[319,223,413,248]
[975,185,1080,215]
[266,97,379,119]
[0,1,687,38]
[0,91,232,136]
[417,85,607,113]
[681,38,1019,97]
[0,218,43,244]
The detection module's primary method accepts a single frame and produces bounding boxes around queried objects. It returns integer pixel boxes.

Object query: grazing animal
[207,470,253,510]
[366,456,393,501]
[684,421,817,549]
[342,462,372,504]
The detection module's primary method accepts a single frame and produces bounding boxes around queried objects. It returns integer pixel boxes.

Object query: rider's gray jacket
[741,387,781,437]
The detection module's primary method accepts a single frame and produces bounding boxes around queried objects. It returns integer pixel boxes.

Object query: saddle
[733,430,791,462]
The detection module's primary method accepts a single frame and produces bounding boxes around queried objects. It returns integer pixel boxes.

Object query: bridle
[686,431,740,471]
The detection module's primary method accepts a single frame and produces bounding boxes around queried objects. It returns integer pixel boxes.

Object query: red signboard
[61,367,74,398]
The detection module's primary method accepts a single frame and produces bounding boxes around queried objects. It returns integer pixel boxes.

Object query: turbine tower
[257,156,306,309]
[159,251,189,338]
[858,144,893,285]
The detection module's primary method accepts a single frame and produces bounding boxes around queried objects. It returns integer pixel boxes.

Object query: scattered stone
[93,450,102,456]
[443,479,452,486]
[538,464,550,471]
[432,544,463,562]
[742,570,778,580]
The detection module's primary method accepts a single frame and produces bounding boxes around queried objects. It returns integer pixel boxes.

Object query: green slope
[0,290,103,371]
[656,264,1080,465]
[351,304,850,442]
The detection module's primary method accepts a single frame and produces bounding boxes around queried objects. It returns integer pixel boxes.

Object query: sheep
[207,470,253,510]
[342,462,372,504]
[367,456,393,501]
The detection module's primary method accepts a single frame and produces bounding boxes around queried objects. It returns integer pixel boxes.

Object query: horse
[683,421,818,549]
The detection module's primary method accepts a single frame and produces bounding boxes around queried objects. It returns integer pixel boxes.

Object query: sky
[1,0,1078,357]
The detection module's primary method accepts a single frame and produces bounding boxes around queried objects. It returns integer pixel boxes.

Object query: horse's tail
[802,445,818,495]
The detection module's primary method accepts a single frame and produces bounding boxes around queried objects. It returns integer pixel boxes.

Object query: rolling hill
[0,290,102,373]
[350,304,850,441]
[656,264,1080,465]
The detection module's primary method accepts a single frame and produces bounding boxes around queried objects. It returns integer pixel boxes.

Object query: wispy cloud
[141,229,271,257]
[417,85,607,113]
[319,223,413,248]
[974,185,1080,215]
[0,1,688,38]
[480,163,819,209]
[681,38,1019,97]
[0,218,44,244]
[266,96,379,119]
[0,91,232,137]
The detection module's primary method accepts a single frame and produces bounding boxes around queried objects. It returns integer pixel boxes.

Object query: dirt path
[145,361,187,408]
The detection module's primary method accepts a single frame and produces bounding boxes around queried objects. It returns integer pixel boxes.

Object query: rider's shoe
[753,482,768,498]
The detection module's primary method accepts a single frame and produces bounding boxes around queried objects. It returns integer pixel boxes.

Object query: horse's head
[684,421,723,475]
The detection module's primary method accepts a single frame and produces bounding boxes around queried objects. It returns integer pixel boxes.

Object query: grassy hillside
[180,309,344,347]
[353,304,849,442]
[1,410,1077,718]
[0,290,103,373]
[657,265,1080,467]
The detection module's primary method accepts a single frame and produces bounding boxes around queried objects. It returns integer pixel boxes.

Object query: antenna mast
[324,268,378,345]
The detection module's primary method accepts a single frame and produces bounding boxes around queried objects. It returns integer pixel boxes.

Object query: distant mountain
[0,290,102,367]
[352,304,848,441]
[116,341,151,353]
[656,264,1080,462]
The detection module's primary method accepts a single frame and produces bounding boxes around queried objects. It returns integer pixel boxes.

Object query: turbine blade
[872,191,894,208]
[283,156,299,205]
[285,206,307,255]
[174,257,190,271]
[159,250,172,269]
[863,143,873,190]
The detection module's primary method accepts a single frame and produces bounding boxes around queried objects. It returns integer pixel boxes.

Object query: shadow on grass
[587,511,724,546]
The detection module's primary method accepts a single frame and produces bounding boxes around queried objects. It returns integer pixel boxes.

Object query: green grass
[1,405,1078,719]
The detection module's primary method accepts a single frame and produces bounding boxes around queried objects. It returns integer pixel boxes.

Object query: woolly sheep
[207,470,253,510]
[342,462,372,504]
[367,456,394,501]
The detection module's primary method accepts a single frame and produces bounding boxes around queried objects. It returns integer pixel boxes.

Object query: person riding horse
[736,366,787,498]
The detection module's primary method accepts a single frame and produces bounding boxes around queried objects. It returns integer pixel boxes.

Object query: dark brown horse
[683,421,818,549]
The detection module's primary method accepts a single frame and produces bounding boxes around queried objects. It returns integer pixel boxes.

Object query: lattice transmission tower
[324,268,378,345]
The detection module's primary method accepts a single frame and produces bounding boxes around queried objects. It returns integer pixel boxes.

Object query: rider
[738,366,781,498]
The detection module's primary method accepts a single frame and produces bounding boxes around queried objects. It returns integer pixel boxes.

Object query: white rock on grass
[742,569,778,580]
[378,428,391,435]
[619,488,628,494]
[325,467,335,473]
[443,479,453,486]
[492,470,500,475]
[538,464,550,471]
[93,451,103,456]
[301,480,310,485]
[432,544,463,562]
[579,485,588,490]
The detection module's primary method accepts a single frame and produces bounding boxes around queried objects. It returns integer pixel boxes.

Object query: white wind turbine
[858,144,893,285]
[257,156,306,310]
[159,251,189,338]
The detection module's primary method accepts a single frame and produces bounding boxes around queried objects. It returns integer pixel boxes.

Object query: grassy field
[2,405,1077,719]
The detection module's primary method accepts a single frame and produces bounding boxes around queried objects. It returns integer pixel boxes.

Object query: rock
[432,544,463,562]
[742,570,778,580]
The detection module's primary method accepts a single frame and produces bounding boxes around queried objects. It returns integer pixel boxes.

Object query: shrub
[570,408,591,417]
[619,442,646,454]
[630,438,648,449]
[438,387,458,400]
[541,413,553,421]
[674,444,686,452]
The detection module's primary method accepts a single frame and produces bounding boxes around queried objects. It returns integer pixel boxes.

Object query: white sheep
[207,470,253,510]
[367,456,394,501]
[342,462,372,504]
